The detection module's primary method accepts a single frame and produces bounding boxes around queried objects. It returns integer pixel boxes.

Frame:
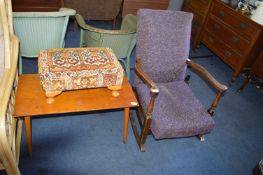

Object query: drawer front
[206,16,250,56]
[202,31,244,69]
[211,1,259,40]
[184,0,210,16]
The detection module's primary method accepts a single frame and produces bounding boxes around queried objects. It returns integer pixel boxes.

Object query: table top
[14,74,138,117]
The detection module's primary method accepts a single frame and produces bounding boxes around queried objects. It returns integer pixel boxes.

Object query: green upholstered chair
[13,8,76,74]
[76,14,137,79]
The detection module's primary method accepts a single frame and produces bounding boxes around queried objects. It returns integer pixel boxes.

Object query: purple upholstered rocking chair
[130,9,228,151]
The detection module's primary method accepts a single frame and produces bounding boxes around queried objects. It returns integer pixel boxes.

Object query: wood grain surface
[14,74,138,117]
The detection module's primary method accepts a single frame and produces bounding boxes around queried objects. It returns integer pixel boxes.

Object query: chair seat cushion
[136,81,215,139]
[38,47,123,96]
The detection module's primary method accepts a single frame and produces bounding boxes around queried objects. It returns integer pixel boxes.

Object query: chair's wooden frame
[130,58,228,151]
[0,0,22,174]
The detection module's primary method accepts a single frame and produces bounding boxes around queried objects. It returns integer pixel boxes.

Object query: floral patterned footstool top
[38,47,124,97]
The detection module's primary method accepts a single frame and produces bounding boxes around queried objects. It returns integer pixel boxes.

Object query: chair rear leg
[130,111,151,152]
[198,134,205,141]
[138,115,151,152]
[130,113,141,146]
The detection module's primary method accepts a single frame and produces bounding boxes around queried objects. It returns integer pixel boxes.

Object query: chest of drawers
[182,0,212,47]
[200,0,263,84]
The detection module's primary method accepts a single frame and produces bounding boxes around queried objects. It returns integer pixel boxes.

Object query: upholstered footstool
[38,47,124,98]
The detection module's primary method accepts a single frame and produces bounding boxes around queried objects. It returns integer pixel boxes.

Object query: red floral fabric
[38,47,124,93]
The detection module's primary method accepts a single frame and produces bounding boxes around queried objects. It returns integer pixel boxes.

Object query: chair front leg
[139,90,158,151]
[208,91,225,116]
[131,60,159,151]
[130,87,158,152]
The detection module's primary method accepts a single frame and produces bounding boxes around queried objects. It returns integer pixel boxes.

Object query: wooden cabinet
[12,0,62,12]
[200,0,263,83]
[122,0,169,17]
[182,0,212,47]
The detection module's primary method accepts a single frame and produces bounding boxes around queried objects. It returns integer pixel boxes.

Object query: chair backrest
[121,14,137,32]
[136,9,193,83]
[0,0,21,174]
[77,13,136,60]
[76,14,137,79]
[13,8,75,57]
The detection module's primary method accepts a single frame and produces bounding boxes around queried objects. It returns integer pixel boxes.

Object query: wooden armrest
[186,59,227,115]
[135,59,159,124]
[186,59,227,93]
[135,59,159,94]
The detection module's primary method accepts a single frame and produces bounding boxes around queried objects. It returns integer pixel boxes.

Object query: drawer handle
[219,11,225,17]
[231,36,239,44]
[239,22,246,29]
[224,51,232,57]
[208,37,214,43]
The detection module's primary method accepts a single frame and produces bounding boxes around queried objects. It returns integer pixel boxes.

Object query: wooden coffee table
[13,74,138,156]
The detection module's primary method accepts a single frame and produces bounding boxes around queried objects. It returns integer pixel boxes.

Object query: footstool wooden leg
[123,107,130,144]
[24,116,32,156]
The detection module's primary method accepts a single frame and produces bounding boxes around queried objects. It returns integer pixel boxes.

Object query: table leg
[24,116,32,156]
[123,107,130,144]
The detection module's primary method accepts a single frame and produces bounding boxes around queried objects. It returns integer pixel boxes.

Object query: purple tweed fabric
[135,9,215,139]
[135,9,192,84]
[136,82,215,139]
